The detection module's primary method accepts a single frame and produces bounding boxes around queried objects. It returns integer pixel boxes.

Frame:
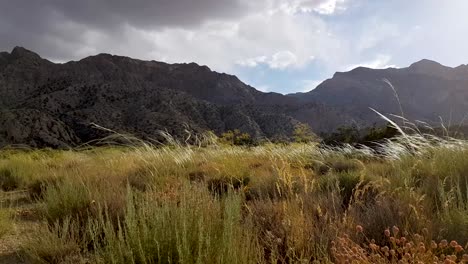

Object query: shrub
[329,159,364,173]
[323,125,360,145]
[24,218,82,264]
[293,123,319,143]
[89,187,260,264]
[332,226,468,264]
[28,177,62,200]
[0,168,20,191]
[42,180,92,224]
[207,176,250,197]
[126,166,154,192]
[303,160,330,175]
[220,130,255,146]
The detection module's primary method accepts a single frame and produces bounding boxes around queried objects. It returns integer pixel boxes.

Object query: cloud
[236,56,268,68]
[0,0,344,71]
[237,51,313,70]
[269,51,298,69]
[345,55,397,71]
[2,0,468,94]
[313,0,347,15]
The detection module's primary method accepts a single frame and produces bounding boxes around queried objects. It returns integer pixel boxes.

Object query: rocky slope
[1,47,467,147]
[292,59,468,128]
[0,47,315,147]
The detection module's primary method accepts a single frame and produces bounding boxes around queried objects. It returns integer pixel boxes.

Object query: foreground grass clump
[1,134,468,263]
[0,208,13,238]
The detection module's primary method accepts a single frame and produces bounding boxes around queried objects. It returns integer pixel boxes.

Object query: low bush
[332,226,468,264]
[0,168,20,191]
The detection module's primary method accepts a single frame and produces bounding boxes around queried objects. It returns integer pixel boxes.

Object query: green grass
[0,134,467,263]
[0,208,13,238]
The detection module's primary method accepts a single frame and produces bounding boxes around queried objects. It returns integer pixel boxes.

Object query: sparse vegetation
[0,131,468,263]
[219,129,255,146]
[293,123,318,143]
[0,209,12,238]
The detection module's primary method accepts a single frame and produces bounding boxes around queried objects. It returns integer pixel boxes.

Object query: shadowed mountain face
[291,59,468,129]
[1,47,467,147]
[0,47,314,147]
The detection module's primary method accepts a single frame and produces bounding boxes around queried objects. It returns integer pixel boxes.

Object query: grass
[0,133,468,263]
[0,208,13,238]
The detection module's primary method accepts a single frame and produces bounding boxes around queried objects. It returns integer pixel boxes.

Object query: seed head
[356,225,363,233]
[454,245,464,252]
[462,254,468,261]
[384,229,391,237]
[449,240,457,248]
[400,237,406,244]
[440,239,448,248]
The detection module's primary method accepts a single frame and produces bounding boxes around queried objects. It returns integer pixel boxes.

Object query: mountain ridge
[1,46,468,147]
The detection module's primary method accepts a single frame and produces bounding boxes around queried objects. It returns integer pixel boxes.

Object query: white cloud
[356,22,400,51]
[236,56,268,67]
[236,50,315,70]
[269,0,348,15]
[269,51,298,69]
[313,0,347,15]
[8,0,468,94]
[237,50,307,70]
[345,55,397,71]
[140,7,334,73]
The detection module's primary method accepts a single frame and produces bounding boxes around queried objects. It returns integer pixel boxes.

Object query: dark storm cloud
[47,0,247,29]
[0,0,251,60]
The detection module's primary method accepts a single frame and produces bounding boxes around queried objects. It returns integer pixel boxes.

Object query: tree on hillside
[220,129,254,146]
[323,124,360,145]
[293,123,318,143]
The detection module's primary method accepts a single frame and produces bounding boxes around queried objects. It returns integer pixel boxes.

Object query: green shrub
[0,168,20,191]
[207,176,250,197]
[43,181,92,224]
[28,177,62,200]
[220,130,255,146]
[24,218,82,264]
[89,187,259,264]
[293,123,319,143]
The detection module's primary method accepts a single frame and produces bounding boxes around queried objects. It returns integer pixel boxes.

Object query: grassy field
[0,134,468,263]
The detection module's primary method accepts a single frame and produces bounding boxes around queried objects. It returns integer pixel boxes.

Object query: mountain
[0,47,320,147]
[291,59,468,129]
[1,47,467,148]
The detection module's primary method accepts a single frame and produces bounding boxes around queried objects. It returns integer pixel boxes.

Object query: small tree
[220,129,254,146]
[362,123,399,143]
[324,124,360,145]
[293,123,318,143]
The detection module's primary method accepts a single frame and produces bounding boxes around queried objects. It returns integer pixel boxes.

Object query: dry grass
[0,133,467,263]
[0,209,12,239]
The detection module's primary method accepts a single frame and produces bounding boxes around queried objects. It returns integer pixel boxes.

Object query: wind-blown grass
[0,130,467,263]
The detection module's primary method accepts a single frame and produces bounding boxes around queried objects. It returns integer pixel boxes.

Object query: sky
[1,0,468,94]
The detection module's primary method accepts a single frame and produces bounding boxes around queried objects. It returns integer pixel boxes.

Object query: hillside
[292,59,468,127]
[0,47,308,147]
[1,47,468,147]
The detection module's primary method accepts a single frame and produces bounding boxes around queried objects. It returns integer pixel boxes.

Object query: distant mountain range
[0,47,467,147]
